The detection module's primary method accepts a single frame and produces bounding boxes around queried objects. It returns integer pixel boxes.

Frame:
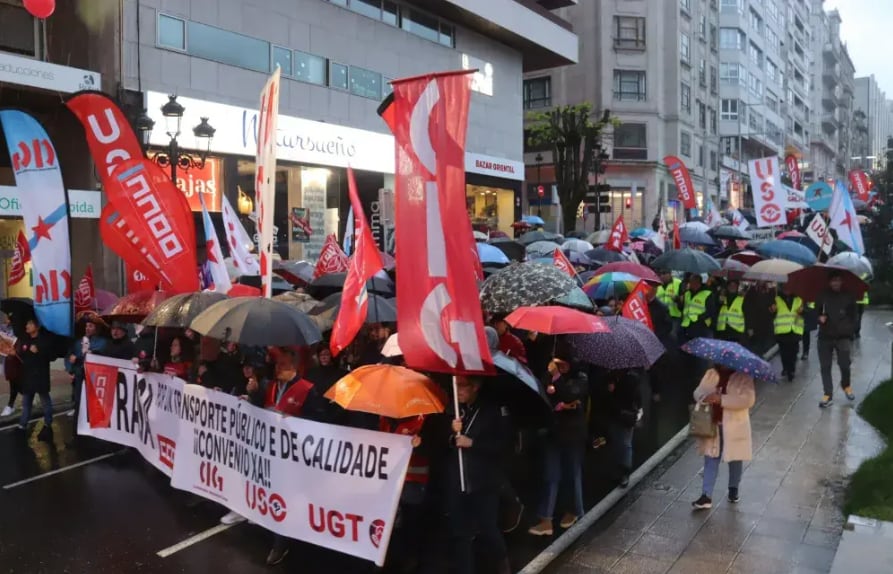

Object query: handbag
[688,402,717,438]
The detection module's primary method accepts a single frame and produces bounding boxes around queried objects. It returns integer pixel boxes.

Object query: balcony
[823,41,840,63]
[822,111,840,132]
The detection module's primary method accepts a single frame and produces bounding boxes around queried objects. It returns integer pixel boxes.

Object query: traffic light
[537,185,545,197]
[625,197,632,209]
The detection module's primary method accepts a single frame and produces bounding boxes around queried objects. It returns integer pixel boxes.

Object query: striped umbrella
[582,272,641,301]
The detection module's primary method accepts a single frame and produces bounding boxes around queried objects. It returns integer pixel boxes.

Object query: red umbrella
[505,306,611,335]
[786,265,868,303]
[729,250,764,266]
[777,230,804,239]
[593,262,661,284]
[228,284,263,297]
[490,230,509,239]
[101,291,170,323]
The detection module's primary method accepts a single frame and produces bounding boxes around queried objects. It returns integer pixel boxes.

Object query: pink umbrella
[94,289,119,311]
[776,230,804,239]
[729,250,764,266]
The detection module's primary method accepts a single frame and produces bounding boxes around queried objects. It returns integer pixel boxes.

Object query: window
[748,75,762,98]
[720,0,744,13]
[748,43,763,69]
[187,21,271,73]
[680,0,691,12]
[614,16,646,49]
[720,62,747,86]
[698,101,707,130]
[710,150,718,171]
[401,8,440,43]
[613,70,646,101]
[294,50,327,85]
[749,110,762,132]
[749,9,763,36]
[350,65,382,99]
[329,62,349,90]
[349,0,384,19]
[681,131,692,157]
[680,33,691,63]
[710,65,718,94]
[272,46,293,76]
[765,29,779,53]
[681,82,691,113]
[766,92,778,113]
[698,145,704,167]
[438,22,454,47]
[382,1,399,26]
[766,0,778,23]
[720,27,745,51]
[699,16,707,40]
[710,25,718,51]
[721,98,739,120]
[699,59,707,87]
[709,106,717,133]
[523,77,551,109]
[613,124,648,160]
[157,14,185,51]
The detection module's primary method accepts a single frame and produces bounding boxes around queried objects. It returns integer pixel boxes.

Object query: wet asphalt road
[0,370,693,573]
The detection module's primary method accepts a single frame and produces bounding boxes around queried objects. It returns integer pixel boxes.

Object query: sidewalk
[0,362,75,424]
[547,309,891,574]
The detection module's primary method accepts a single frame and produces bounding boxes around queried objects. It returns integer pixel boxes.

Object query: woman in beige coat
[691,365,755,510]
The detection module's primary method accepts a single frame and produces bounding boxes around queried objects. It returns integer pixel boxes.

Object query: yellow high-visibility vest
[682,290,712,328]
[656,278,682,318]
[774,296,804,335]
[717,295,745,333]
[859,292,870,305]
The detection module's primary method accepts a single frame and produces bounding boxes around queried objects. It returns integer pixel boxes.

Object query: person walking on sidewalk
[772,284,804,382]
[691,365,755,510]
[16,318,55,441]
[816,271,858,408]
[801,301,818,360]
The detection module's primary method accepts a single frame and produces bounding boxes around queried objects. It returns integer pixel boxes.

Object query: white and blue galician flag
[200,196,232,293]
[829,180,865,255]
[0,110,72,336]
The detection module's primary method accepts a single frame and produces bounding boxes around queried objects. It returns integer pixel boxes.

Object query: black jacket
[598,370,643,428]
[816,289,858,339]
[100,337,137,361]
[303,365,348,424]
[200,350,244,394]
[17,331,54,394]
[546,370,589,445]
[442,396,511,493]
[648,298,673,344]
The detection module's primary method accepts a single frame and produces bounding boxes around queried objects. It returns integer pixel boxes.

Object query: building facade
[523,0,721,230]
[854,74,889,171]
[122,0,576,261]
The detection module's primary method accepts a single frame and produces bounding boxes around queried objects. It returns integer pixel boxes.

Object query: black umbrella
[650,248,721,274]
[235,275,294,295]
[565,230,589,239]
[308,273,394,298]
[583,247,627,265]
[480,263,577,314]
[315,292,397,323]
[489,240,526,262]
[483,327,552,427]
[0,297,35,325]
[710,225,751,240]
[189,297,322,347]
[142,292,228,328]
[518,230,549,245]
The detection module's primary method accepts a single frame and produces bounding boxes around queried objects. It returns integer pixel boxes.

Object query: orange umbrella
[325,364,446,419]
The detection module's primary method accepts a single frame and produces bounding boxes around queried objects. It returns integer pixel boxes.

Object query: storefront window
[294,50,327,85]
[272,46,293,76]
[0,219,30,299]
[466,184,515,236]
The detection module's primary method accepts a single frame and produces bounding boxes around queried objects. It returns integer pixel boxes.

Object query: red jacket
[499,332,527,363]
[266,376,314,416]
[380,416,429,484]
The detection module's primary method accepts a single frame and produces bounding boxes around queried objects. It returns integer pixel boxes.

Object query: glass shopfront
[466,184,516,235]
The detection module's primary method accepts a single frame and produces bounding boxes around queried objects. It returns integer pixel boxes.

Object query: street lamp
[535,152,544,217]
[136,95,216,184]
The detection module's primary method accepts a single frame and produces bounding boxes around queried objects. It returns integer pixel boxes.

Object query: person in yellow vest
[716,279,746,344]
[855,289,869,339]
[656,270,683,339]
[771,284,804,382]
[681,274,717,341]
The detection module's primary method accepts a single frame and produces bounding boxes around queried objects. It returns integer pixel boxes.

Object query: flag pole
[451,375,467,493]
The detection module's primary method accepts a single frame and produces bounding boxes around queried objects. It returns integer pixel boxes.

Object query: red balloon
[23,0,55,19]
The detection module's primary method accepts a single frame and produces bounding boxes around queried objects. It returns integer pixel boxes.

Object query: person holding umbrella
[771,284,805,382]
[816,271,858,408]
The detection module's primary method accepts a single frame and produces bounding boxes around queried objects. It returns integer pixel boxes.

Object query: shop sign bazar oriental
[78,355,412,565]
[144,92,523,180]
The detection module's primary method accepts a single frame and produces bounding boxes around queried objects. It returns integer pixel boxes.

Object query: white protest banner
[748,228,777,241]
[78,356,412,565]
[748,157,784,228]
[806,213,834,256]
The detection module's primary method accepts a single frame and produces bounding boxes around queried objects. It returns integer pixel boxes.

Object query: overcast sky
[824,0,893,95]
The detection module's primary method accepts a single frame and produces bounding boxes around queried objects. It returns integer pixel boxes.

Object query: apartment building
[523,0,721,228]
[854,75,889,170]
[808,4,855,183]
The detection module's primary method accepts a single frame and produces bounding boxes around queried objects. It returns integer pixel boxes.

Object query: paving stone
[609,553,673,574]
[627,533,689,562]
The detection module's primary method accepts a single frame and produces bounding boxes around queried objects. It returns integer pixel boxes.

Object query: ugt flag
[0,110,72,336]
[829,181,864,255]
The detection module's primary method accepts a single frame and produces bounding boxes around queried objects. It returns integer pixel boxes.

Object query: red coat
[499,332,527,363]
[266,376,314,416]
[163,361,192,379]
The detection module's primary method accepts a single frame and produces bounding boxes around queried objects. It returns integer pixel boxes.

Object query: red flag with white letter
[84,360,118,428]
[74,264,95,314]
[383,70,492,374]
[785,155,802,191]
[553,249,576,277]
[255,70,281,298]
[663,155,697,209]
[104,159,199,293]
[313,235,350,279]
[9,231,28,286]
[622,280,653,330]
[605,215,628,252]
[848,169,870,202]
[331,168,385,357]
[673,220,681,250]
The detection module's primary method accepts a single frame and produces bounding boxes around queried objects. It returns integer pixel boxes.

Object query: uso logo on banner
[748,157,783,228]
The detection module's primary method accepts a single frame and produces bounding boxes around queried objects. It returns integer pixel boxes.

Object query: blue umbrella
[569,316,665,369]
[781,235,820,255]
[477,242,510,265]
[755,239,817,266]
[629,227,652,238]
[681,337,777,383]
[522,214,545,226]
[679,226,717,246]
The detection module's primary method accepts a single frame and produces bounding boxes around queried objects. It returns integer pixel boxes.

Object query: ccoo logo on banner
[748,157,784,228]
[78,355,411,565]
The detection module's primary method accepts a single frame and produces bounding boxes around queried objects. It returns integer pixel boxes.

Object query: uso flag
[382,71,493,374]
[0,110,72,336]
